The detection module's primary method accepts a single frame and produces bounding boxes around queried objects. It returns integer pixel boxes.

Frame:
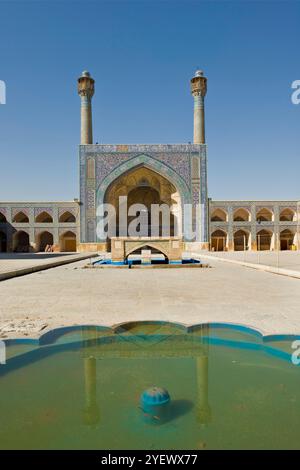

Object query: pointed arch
[36,231,54,251]
[211,229,227,251]
[96,155,191,242]
[126,243,169,260]
[256,208,273,222]
[256,229,273,251]
[59,230,77,252]
[59,211,76,223]
[233,208,250,222]
[279,208,296,222]
[35,211,53,223]
[97,154,191,206]
[13,211,29,223]
[13,230,30,252]
[103,167,178,239]
[211,208,227,222]
[280,229,295,250]
[234,229,250,251]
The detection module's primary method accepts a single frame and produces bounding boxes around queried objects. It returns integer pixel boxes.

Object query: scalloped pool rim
[1,321,300,379]
[3,320,300,347]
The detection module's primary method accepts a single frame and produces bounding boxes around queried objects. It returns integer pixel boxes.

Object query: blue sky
[0,0,299,201]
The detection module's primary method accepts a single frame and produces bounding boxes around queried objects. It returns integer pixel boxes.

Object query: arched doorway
[36,231,54,252]
[211,230,227,251]
[280,229,295,251]
[234,230,249,251]
[0,231,7,252]
[103,166,181,243]
[59,231,77,252]
[0,212,6,223]
[13,230,30,252]
[256,229,273,251]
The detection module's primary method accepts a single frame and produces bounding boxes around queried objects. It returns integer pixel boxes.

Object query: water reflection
[1,323,300,449]
[80,324,212,427]
[83,356,100,426]
[196,356,211,425]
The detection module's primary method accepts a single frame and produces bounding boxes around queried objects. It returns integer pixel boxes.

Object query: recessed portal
[256,229,273,251]
[211,230,227,251]
[36,231,54,252]
[13,230,30,252]
[104,166,181,242]
[59,231,77,252]
[0,231,7,252]
[280,229,295,251]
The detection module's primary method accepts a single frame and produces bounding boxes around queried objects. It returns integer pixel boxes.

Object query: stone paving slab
[203,251,300,272]
[195,253,300,280]
[1,256,300,338]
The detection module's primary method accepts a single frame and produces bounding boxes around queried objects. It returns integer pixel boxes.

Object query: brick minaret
[190,70,207,144]
[78,71,95,144]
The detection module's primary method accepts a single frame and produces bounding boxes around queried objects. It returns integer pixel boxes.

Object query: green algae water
[0,322,300,450]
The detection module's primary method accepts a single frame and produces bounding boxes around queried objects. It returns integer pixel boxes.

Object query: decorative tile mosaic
[34,207,53,217]
[12,207,30,218]
[79,144,208,243]
[58,207,76,217]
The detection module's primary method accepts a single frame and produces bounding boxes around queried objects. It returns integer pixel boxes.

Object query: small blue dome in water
[141,387,170,408]
[140,387,171,424]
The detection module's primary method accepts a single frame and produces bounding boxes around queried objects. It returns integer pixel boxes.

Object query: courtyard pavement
[203,251,300,272]
[0,254,300,338]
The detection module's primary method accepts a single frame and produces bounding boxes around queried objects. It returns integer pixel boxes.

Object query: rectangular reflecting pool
[91,258,209,269]
[0,322,299,450]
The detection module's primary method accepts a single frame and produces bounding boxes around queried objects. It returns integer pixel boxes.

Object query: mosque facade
[0,71,299,255]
